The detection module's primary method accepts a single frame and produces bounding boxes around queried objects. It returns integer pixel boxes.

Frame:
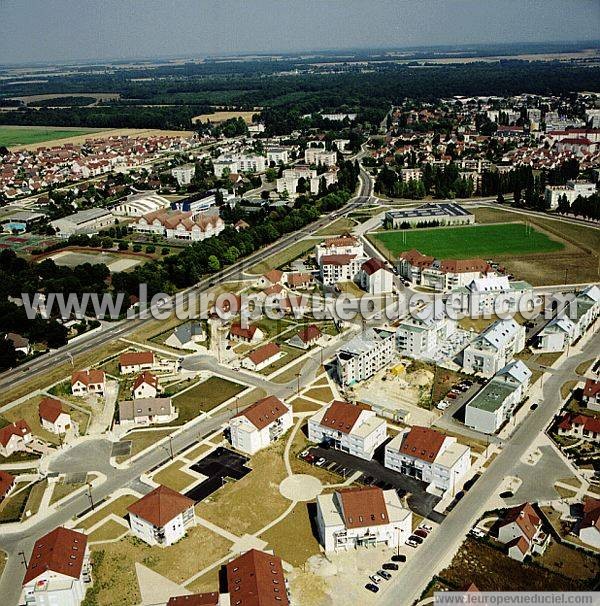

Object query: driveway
[306,445,445,522]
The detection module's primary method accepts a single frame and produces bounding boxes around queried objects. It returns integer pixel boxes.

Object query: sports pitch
[370,223,564,259]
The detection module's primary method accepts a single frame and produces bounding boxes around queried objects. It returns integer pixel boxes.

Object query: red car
[447,392,458,400]
[414,529,428,539]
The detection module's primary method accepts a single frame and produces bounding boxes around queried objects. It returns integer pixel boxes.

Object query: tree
[0,339,16,371]
[208,255,220,271]
[118,241,129,251]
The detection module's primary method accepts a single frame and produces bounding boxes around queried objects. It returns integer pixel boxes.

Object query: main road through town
[378,328,600,606]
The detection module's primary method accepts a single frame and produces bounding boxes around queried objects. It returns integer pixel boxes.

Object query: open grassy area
[371,223,564,260]
[195,439,289,535]
[303,384,334,403]
[152,461,196,492]
[24,479,48,517]
[290,397,323,413]
[49,475,93,505]
[77,494,138,531]
[260,503,321,567]
[88,519,129,543]
[248,239,317,275]
[185,567,221,594]
[315,217,356,236]
[0,125,101,147]
[0,481,33,522]
[575,359,595,376]
[173,377,245,423]
[116,428,176,463]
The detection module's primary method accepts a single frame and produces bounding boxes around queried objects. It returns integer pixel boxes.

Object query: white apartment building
[171,164,195,186]
[21,527,90,606]
[335,328,396,386]
[395,313,457,360]
[228,396,293,455]
[384,426,470,495]
[315,235,364,264]
[465,360,532,434]
[320,253,365,286]
[127,485,196,547]
[276,165,338,196]
[304,148,337,166]
[133,209,224,242]
[358,258,394,295]
[213,154,266,177]
[536,316,576,352]
[453,276,533,317]
[308,400,387,460]
[544,180,596,209]
[463,318,526,377]
[266,147,290,164]
[316,486,412,552]
[399,167,423,182]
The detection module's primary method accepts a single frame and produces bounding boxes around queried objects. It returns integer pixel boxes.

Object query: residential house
[164,322,206,350]
[127,485,196,546]
[462,318,526,377]
[316,486,412,552]
[465,360,532,434]
[384,426,470,495]
[536,316,577,352]
[132,371,160,399]
[71,370,106,396]
[583,378,600,412]
[557,413,600,444]
[21,527,90,606]
[286,324,322,349]
[255,269,283,289]
[496,503,550,561]
[228,396,293,455]
[308,400,387,460]
[0,470,15,502]
[335,328,395,386]
[39,397,72,434]
[228,323,264,344]
[119,351,155,374]
[578,497,600,549]
[284,272,314,290]
[119,397,176,426]
[395,312,457,360]
[0,420,32,458]
[226,549,290,606]
[358,258,394,295]
[5,332,31,356]
[242,342,283,372]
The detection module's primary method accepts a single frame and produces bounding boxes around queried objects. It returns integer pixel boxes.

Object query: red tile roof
[320,401,371,434]
[23,527,88,586]
[133,371,159,391]
[236,396,289,431]
[440,258,489,274]
[507,535,530,555]
[361,257,386,275]
[583,378,600,399]
[398,249,435,268]
[119,351,155,367]
[0,420,31,447]
[0,470,15,499]
[338,486,389,529]
[167,594,220,606]
[230,323,258,341]
[581,497,600,531]
[559,413,600,434]
[296,324,321,344]
[262,269,283,285]
[320,253,356,266]
[127,485,194,527]
[398,426,447,463]
[247,342,281,366]
[39,397,64,424]
[226,549,289,606]
[285,272,312,287]
[324,235,359,247]
[71,369,105,386]
[501,503,541,541]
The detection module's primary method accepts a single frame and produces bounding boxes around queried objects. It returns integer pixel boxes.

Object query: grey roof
[119,397,173,422]
[339,327,395,357]
[385,202,473,220]
[496,359,532,384]
[60,207,112,225]
[171,321,204,345]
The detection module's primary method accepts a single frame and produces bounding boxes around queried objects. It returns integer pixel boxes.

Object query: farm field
[192,110,256,124]
[0,125,102,147]
[370,223,564,259]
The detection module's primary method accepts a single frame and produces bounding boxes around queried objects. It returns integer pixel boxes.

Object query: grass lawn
[438,537,587,591]
[302,385,334,403]
[371,223,564,260]
[185,567,221,594]
[173,377,245,423]
[554,485,578,499]
[88,519,129,543]
[538,540,599,581]
[183,443,213,462]
[23,479,48,517]
[0,481,33,522]
[0,450,40,464]
[49,475,93,505]
[248,239,317,275]
[0,550,5,580]
[116,428,176,463]
[560,381,578,400]
[575,359,595,376]
[315,217,355,236]
[258,345,305,377]
[270,357,309,385]
[290,397,323,413]
[86,528,232,606]
[336,281,364,297]
[0,126,100,147]
[77,494,138,531]
[260,503,321,567]
[195,439,290,536]
[152,461,196,492]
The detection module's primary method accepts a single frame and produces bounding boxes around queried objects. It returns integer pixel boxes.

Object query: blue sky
[0,0,599,64]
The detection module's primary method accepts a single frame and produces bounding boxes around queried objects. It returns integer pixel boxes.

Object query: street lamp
[18,551,28,570]
[295,372,301,395]
[86,482,95,510]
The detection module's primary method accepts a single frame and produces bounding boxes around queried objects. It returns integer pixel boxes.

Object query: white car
[437,400,450,410]
[469,527,486,538]
[405,538,419,548]
[419,523,433,533]
[315,457,326,467]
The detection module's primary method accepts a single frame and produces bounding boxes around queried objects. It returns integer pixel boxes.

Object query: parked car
[437,400,450,410]
[414,529,428,539]
[315,457,326,467]
[365,583,379,593]
[391,554,406,562]
[382,562,399,571]
[419,524,433,532]
[304,454,315,463]
[469,527,486,538]
[409,534,423,544]
[447,392,458,400]
[530,402,539,410]
[369,574,382,584]
[405,538,419,548]
[300,450,310,459]
[378,570,392,580]
[499,490,514,499]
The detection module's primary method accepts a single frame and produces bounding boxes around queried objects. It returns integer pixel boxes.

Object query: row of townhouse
[132,208,225,242]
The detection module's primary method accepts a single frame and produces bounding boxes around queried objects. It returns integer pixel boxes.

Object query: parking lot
[186,446,250,502]
[305,444,445,522]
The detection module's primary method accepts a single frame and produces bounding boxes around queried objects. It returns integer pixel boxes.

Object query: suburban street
[378,329,600,606]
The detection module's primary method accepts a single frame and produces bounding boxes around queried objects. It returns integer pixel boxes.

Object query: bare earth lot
[192,110,256,124]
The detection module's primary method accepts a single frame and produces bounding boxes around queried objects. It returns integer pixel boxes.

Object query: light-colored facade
[465,360,532,434]
[304,148,337,166]
[358,258,394,295]
[276,165,338,196]
[229,396,293,455]
[50,208,114,237]
[463,318,526,377]
[172,164,195,186]
[315,235,364,264]
[308,400,387,460]
[316,486,412,552]
[320,253,365,286]
[213,154,266,177]
[0,420,32,458]
[453,276,533,317]
[395,313,457,360]
[386,202,474,228]
[336,328,395,386]
[497,503,549,561]
[118,397,176,427]
[384,426,470,495]
[544,180,596,209]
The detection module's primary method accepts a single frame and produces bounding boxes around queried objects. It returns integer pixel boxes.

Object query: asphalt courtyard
[306,444,445,522]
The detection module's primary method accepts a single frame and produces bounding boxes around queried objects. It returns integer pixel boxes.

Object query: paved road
[377,328,600,606]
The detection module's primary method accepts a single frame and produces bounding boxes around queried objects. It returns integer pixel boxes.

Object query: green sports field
[0,126,100,147]
[370,223,565,259]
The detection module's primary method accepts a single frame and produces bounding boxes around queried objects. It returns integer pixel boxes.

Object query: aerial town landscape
[0,2,599,605]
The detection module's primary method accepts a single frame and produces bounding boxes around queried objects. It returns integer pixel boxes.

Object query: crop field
[370,223,564,260]
[0,126,102,147]
[192,110,256,124]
